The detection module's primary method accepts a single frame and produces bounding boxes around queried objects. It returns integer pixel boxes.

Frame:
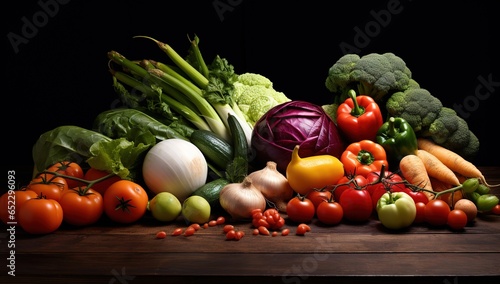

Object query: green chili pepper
[475,184,490,195]
[476,194,499,212]
[376,117,418,164]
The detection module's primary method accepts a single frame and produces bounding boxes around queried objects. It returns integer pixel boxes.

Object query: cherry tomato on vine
[47,161,84,189]
[306,188,332,210]
[333,174,367,202]
[18,197,63,234]
[27,173,68,201]
[413,202,426,224]
[339,187,372,222]
[365,169,406,210]
[103,180,148,224]
[59,187,104,226]
[0,189,38,225]
[316,200,343,225]
[424,199,450,227]
[286,195,315,223]
[447,209,468,231]
[83,167,121,195]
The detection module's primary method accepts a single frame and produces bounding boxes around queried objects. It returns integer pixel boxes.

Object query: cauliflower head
[232,73,290,125]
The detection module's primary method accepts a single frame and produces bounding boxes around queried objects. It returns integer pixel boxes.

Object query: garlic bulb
[219,176,266,220]
[247,161,294,213]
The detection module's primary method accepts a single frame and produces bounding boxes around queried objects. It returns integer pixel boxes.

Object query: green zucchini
[192,178,230,210]
[190,129,233,170]
[227,114,249,163]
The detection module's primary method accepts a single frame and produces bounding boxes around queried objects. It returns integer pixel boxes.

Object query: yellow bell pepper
[285,145,344,195]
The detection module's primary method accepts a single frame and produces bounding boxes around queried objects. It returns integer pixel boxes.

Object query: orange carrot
[429,177,463,207]
[417,138,496,187]
[416,149,460,186]
[399,154,435,201]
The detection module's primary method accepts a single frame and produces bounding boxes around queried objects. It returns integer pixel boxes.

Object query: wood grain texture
[1,167,499,284]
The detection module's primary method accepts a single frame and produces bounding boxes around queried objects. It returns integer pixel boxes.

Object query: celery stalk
[111,70,211,132]
[133,36,209,89]
[148,68,230,142]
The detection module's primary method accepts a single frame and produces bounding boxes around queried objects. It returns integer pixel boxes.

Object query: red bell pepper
[340,139,388,178]
[336,89,384,142]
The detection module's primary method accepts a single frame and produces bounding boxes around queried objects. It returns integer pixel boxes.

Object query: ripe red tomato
[333,174,367,201]
[424,199,451,227]
[19,197,63,234]
[286,196,315,223]
[47,161,84,189]
[306,188,332,210]
[103,180,148,224]
[0,189,38,225]
[413,202,426,224]
[447,209,468,231]
[27,173,68,201]
[365,170,405,209]
[59,187,104,226]
[316,200,343,225]
[83,168,121,196]
[339,187,373,222]
[491,204,500,215]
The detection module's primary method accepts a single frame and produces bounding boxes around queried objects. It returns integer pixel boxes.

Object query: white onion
[142,139,207,202]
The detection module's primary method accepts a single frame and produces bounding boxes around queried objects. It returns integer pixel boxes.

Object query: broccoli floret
[440,116,471,151]
[386,87,442,132]
[325,52,413,102]
[423,107,460,144]
[456,130,480,161]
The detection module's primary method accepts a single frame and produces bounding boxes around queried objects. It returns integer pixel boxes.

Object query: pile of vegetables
[322,52,479,160]
[4,35,500,237]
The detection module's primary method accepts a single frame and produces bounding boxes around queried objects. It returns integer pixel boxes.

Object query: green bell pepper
[376,191,416,230]
[376,117,418,164]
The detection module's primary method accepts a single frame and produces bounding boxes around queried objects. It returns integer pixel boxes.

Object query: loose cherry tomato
[103,180,148,224]
[18,196,63,234]
[286,195,315,223]
[1,189,38,225]
[27,173,68,202]
[333,174,367,201]
[339,187,372,222]
[262,208,285,230]
[47,161,84,189]
[491,204,500,215]
[58,186,104,226]
[413,202,426,224]
[316,200,343,225]
[424,199,451,227]
[83,168,121,196]
[306,188,332,210]
[296,223,311,235]
[447,209,468,231]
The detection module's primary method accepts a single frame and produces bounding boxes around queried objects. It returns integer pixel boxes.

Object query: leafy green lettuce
[32,125,151,179]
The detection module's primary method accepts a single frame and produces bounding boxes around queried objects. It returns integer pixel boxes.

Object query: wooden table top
[2,167,499,284]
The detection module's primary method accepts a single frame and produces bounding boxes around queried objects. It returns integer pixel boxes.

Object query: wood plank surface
[1,167,499,284]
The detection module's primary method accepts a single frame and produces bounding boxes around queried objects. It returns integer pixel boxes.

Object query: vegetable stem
[133,35,209,89]
[348,89,365,117]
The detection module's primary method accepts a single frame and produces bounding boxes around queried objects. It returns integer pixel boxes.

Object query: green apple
[182,195,211,224]
[148,192,182,222]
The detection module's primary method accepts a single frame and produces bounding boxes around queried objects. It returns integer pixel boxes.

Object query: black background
[4,0,499,184]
